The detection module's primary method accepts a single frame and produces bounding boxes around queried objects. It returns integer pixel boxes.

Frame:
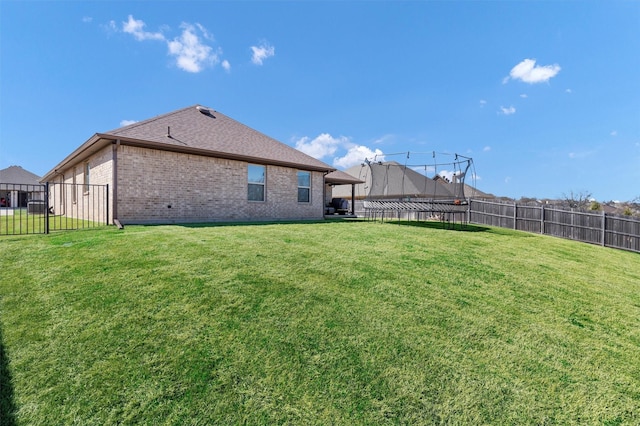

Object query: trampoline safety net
[356,152,474,222]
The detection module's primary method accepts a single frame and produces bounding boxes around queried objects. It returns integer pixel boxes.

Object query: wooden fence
[469,199,640,253]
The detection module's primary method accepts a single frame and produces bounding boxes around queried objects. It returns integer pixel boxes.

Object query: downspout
[323,171,329,218]
[112,140,120,225]
[351,183,356,216]
[49,170,65,215]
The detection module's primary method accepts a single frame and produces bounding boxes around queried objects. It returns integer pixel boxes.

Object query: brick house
[0,165,44,208]
[41,105,355,225]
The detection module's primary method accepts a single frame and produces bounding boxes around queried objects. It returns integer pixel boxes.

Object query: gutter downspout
[323,171,329,218]
[112,140,119,225]
[351,184,356,215]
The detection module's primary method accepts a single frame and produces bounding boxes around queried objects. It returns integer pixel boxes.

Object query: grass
[1,220,639,424]
[0,209,106,235]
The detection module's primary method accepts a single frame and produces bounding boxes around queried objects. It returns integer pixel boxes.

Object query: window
[248,164,265,201]
[84,163,90,193]
[297,171,311,203]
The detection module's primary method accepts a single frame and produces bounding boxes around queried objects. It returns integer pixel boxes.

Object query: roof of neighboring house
[433,175,494,199]
[43,105,335,181]
[0,166,42,185]
[325,170,365,185]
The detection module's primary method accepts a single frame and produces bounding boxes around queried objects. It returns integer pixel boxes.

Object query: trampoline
[355,151,475,226]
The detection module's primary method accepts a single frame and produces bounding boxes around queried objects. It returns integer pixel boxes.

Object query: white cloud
[479,99,487,107]
[294,133,385,169]
[82,16,93,23]
[294,133,347,160]
[122,15,165,41]
[195,23,214,41]
[520,93,528,98]
[499,106,516,115]
[334,146,385,169]
[504,58,561,84]
[505,176,512,184]
[118,16,222,73]
[372,134,395,145]
[565,88,573,94]
[168,23,218,73]
[120,120,138,127]
[103,20,118,34]
[483,146,491,152]
[251,41,275,65]
[569,150,595,159]
[222,60,231,72]
[610,130,617,136]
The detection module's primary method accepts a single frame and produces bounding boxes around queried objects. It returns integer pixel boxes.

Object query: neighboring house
[0,165,44,208]
[41,105,345,225]
[433,175,494,200]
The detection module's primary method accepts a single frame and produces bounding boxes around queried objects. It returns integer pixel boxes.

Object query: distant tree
[623,206,633,216]
[588,201,601,211]
[562,190,592,210]
[518,196,538,205]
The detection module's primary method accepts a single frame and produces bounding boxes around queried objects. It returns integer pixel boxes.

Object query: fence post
[106,184,110,225]
[601,210,606,247]
[541,204,545,234]
[513,202,517,230]
[45,182,50,234]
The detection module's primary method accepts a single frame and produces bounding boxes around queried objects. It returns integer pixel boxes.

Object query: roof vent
[196,106,210,115]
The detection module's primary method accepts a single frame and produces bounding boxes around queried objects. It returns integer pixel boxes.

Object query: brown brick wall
[51,146,113,224]
[116,146,325,224]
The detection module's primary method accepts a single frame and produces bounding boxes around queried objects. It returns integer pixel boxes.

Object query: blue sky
[1,1,639,201]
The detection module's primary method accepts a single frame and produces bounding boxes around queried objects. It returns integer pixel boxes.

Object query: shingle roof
[42,105,336,181]
[325,170,365,185]
[102,105,334,172]
[0,166,42,185]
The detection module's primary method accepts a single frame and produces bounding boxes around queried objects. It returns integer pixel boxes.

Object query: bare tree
[562,190,592,210]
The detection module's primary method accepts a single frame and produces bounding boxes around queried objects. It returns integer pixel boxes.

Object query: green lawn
[0,209,106,235]
[1,220,639,424]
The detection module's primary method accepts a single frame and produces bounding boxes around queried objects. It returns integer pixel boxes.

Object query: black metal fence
[0,183,109,236]
[469,199,640,253]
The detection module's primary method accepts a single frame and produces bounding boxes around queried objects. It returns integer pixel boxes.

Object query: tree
[562,190,592,210]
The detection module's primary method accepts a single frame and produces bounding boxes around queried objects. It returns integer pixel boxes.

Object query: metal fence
[469,199,640,253]
[0,182,109,236]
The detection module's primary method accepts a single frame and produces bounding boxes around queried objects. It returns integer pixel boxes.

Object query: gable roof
[43,105,334,181]
[433,175,494,199]
[0,166,42,185]
[325,169,365,185]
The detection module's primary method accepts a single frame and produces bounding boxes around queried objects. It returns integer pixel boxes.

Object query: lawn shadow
[384,220,491,232]
[155,218,367,229]
[0,326,17,426]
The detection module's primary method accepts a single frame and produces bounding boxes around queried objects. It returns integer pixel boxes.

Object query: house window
[297,171,311,203]
[248,164,265,201]
[84,163,90,193]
